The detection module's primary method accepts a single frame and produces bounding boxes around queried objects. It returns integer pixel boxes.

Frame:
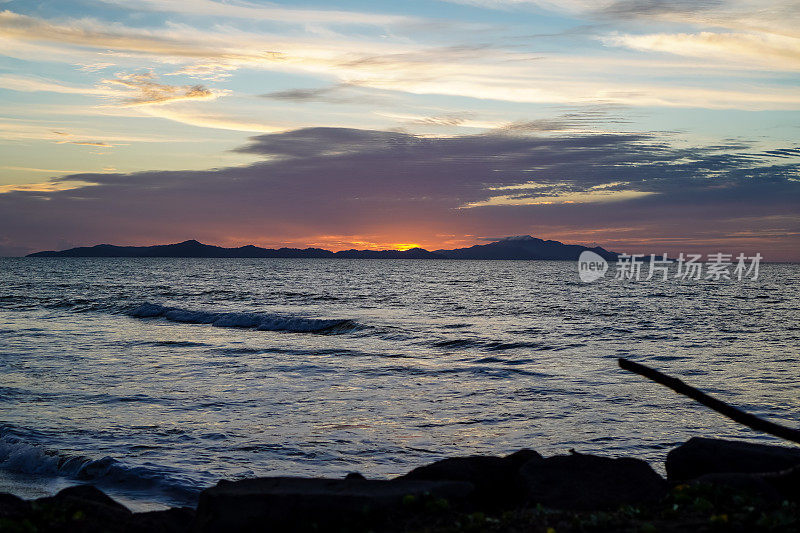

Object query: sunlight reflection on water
[0,258,798,508]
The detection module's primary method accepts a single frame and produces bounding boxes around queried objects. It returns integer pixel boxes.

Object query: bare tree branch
[618,358,800,444]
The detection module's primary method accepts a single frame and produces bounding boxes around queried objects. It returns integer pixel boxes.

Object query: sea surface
[0,258,798,510]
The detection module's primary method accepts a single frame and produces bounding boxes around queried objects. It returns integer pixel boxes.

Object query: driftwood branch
[618,357,800,445]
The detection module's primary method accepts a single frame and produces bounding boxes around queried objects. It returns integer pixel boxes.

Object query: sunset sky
[0,0,798,259]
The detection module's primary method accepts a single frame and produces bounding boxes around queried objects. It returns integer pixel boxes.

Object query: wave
[128,303,362,334]
[430,337,553,351]
[0,296,119,313]
[0,431,200,505]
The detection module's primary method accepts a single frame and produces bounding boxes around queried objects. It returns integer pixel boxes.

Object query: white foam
[0,433,200,507]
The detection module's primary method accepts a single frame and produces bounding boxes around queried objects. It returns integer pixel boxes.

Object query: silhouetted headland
[27,235,619,260]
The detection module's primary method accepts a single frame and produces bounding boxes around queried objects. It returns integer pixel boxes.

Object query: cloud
[447,1,800,62]
[92,0,419,27]
[598,0,799,37]
[0,70,252,134]
[76,62,115,72]
[262,84,392,105]
[0,119,202,147]
[1,127,798,258]
[2,9,798,109]
[0,72,225,107]
[0,166,84,173]
[603,31,800,71]
[459,1,800,72]
[102,72,223,106]
[375,112,504,129]
[54,140,120,147]
[599,0,725,20]
[166,63,239,80]
[0,74,114,95]
[264,86,341,102]
[447,0,799,34]
[461,181,657,206]
[135,106,283,132]
[0,180,95,194]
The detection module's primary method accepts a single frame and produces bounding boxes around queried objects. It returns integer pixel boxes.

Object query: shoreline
[2,436,799,532]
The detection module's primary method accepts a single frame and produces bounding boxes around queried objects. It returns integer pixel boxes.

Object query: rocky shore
[1,437,798,532]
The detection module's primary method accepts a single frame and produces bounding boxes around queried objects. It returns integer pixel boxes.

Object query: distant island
[27,235,619,260]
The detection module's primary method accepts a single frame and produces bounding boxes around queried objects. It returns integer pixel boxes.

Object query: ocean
[0,258,798,511]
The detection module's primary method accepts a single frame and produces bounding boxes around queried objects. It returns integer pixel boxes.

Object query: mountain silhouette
[27,236,618,260]
[435,235,618,260]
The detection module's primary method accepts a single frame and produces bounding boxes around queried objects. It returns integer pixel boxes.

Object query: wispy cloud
[375,112,504,129]
[262,84,392,105]
[76,62,115,72]
[102,72,224,106]
[136,105,283,132]
[462,182,656,207]
[0,180,95,194]
[92,0,419,27]
[0,166,84,173]
[599,0,799,38]
[603,31,800,71]
[54,140,117,147]
[0,71,225,106]
[0,74,114,95]
[447,1,800,70]
[0,119,191,143]
[2,9,797,110]
[166,63,239,80]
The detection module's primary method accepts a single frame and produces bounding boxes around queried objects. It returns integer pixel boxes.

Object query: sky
[0,0,798,259]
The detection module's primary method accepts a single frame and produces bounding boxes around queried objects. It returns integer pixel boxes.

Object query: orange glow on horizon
[112,229,796,262]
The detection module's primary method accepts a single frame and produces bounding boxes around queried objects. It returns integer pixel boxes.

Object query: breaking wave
[0,431,200,505]
[128,303,363,334]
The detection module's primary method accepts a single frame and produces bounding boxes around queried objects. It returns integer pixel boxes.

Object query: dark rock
[399,451,542,509]
[344,472,366,480]
[504,448,544,470]
[0,492,31,519]
[693,465,800,503]
[30,484,132,532]
[766,465,800,501]
[193,476,474,532]
[128,506,195,533]
[666,437,800,482]
[402,456,508,489]
[37,484,131,513]
[692,472,782,501]
[520,452,667,510]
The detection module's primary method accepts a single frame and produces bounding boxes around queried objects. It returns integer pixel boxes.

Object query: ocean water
[0,258,798,511]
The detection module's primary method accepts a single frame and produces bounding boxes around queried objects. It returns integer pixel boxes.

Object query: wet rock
[128,506,195,533]
[666,437,800,482]
[520,452,667,510]
[764,466,800,502]
[693,465,800,503]
[193,476,474,532]
[692,472,782,501]
[31,484,132,532]
[767,465,800,501]
[399,450,543,509]
[38,484,130,512]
